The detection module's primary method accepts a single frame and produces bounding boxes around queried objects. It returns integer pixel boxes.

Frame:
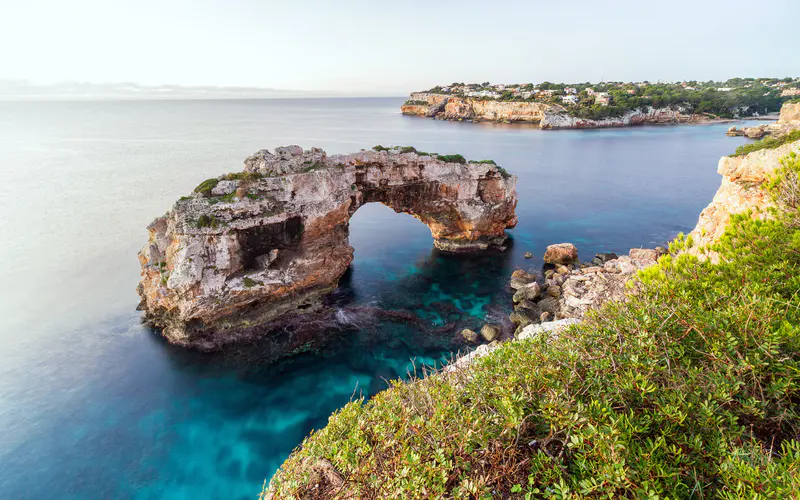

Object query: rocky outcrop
[726,102,800,139]
[508,247,664,331]
[778,102,800,125]
[137,146,518,348]
[539,107,709,129]
[689,139,800,256]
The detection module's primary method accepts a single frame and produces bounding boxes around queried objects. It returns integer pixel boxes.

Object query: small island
[402,77,800,129]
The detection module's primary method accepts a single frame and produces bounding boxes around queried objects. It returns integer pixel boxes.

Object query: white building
[560,95,579,104]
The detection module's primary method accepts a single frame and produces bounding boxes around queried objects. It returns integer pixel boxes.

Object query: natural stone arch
[137,146,518,348]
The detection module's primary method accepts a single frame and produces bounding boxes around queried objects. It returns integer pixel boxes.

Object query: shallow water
[0,98,746,499]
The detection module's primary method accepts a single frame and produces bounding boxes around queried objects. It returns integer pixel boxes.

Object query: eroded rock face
[137,146,518,348]
[689,139,800,258]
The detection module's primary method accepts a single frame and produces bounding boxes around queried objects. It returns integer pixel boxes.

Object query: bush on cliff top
[731,129,800,157]
[265,154,800,499]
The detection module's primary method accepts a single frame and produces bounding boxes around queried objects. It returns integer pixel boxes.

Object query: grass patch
[195,214,220,229]
[436,154,467,164]
[404,100,428,106]
[243,277,264,288]
[731,129,800,157]
[221,171,263,182]
[266,154,800,498]
[194,178,219,197]
[300,161,328,173]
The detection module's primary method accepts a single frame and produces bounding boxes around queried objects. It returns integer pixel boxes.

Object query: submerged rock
[137,146,518,348]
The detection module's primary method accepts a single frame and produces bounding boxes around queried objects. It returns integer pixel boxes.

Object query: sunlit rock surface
[137,146,517,348]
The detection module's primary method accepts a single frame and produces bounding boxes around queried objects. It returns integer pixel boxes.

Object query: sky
[1,0,798,96]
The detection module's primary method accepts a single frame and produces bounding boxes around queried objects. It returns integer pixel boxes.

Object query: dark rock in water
[592,252,618,266]
[137,145,518,349]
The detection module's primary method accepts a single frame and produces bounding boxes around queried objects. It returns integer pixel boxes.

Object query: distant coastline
[402,78,798,129]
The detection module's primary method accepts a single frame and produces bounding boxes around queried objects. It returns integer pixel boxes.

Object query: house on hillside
[595,92,611,106]
[560,95,579,104]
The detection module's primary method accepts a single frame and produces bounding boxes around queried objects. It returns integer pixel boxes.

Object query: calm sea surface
[0,98,746,499]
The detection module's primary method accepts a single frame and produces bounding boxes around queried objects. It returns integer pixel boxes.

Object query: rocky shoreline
[400,92,769,129]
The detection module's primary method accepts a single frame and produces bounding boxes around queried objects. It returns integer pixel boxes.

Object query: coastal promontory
[137,146,518,348]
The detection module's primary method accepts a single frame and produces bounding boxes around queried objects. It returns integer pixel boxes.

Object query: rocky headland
[402,92,720,129]
[726,101,800,139]
[137,146,517,349]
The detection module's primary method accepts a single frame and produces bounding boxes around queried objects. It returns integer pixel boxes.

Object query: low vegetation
[404,100,428,106]
[195,214,220,229]
[731,129,800,157]
[436,154,467,164]
[266,152,800,498]
[194,178,220,196]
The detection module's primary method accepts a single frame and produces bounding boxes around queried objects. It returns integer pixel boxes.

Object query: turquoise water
[0,98,747,499]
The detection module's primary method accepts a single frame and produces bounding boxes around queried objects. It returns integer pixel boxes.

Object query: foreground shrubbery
[266,155,800,499]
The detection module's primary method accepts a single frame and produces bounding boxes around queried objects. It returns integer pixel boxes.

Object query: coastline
[401,92,783,130]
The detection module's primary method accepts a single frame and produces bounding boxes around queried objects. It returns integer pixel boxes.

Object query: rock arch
[137,146,518,348]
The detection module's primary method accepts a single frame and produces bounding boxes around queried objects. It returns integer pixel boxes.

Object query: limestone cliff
[137,146,518,348]
[402,92,707,128]
[689,139,800,254]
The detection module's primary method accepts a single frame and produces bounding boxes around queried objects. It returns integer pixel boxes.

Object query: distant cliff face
[401,93,704,129]
[137,146,518,348]
[401,92,551,123]
[690,139,800,256]
[778,102,800,125]
[540,107,706,129]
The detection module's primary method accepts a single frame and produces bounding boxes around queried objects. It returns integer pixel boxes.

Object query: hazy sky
[1,0,797,95]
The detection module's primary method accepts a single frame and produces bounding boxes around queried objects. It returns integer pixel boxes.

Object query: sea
[0,97,747,499]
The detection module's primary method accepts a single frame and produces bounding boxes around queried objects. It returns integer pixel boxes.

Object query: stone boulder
[480,324,501,342]
[543,243,578,265]
[461,328,479,343]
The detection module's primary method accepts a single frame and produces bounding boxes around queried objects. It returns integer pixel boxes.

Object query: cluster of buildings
[432,78,800,107]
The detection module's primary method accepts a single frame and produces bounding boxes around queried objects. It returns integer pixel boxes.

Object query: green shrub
[473,159,497,165]
[243,277,262,288]
[372,145,389,152]
[222,171,263,182]
[398,146,417,154]
[404,100,429,106]
[266,155,800,498]
[194,178,219,196]
[436,154,467,164]
[731,129,800,157]
[195,214,219,228]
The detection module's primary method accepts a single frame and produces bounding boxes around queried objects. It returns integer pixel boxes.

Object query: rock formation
[137,146,518,348]
[401,92,712,129]
[689,138,800,256]
[508,247,665,332]
[726,101,800,139]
